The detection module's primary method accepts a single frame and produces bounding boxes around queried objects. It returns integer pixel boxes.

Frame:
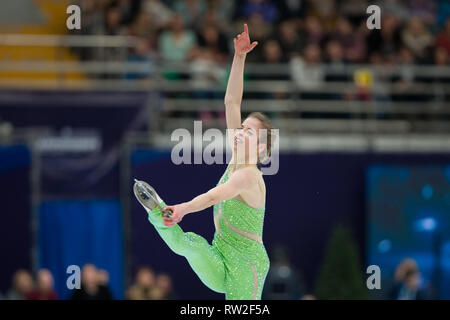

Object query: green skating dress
[147,163,270,300]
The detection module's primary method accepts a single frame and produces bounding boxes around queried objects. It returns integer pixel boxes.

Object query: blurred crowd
[0,257,434,300]
[3,268,59,300]
[67,0,450,123]
[73,0,450,68]
[1,264,177,300]
[125,266,178,299]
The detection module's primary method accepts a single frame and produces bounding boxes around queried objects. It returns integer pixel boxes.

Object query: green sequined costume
[146,163,270,300]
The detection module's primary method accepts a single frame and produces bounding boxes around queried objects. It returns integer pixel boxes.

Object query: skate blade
[133,179,172,217]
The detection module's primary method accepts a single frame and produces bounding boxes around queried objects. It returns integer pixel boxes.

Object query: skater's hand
[234,24,258,56]
[162,203,188,227]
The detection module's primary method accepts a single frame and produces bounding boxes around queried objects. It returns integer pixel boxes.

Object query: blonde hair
[246,112,276,163]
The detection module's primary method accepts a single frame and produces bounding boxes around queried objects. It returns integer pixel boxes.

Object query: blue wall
[38,199,124,299]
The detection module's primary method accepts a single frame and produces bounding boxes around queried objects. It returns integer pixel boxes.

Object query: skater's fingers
[163,218,175,227]
[163,215,179,226]
[163,216,173,224]
[250,41,258,50]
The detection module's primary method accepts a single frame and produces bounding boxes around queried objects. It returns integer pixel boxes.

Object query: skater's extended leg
[147,204,226,294]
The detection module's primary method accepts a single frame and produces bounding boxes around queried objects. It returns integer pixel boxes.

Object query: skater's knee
[185,232,210,250]
[167,231,207,256]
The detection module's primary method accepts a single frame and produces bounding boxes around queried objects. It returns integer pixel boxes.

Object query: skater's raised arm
[224,24,258,130]
[162,168,257,226]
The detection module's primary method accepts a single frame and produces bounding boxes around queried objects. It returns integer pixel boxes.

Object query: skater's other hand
[162,204,188,227]
[234,24,258,56]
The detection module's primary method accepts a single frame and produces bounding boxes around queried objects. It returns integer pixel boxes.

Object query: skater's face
[233,117,267,164]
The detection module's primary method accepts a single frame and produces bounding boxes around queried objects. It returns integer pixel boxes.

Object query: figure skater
[134,24,275,300]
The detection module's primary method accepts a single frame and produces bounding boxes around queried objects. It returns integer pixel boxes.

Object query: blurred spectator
[126,266,156,300]
[409,0,437,26]
[26,269,58,300]
[97,269,110,288]
[393,258,419,282]
[6,269,34,300]
[151,273,178,300]
[116,0,140,25]
[278,20,305,60]
[173,0,207,29]
[434,46,449,66]
[367,14,402,60]
[376,0,410,22]
[208,0,235,32]
[142,0,174,30]
[324,40,345,66]
[389,268,430,299]
[276,0,307,20]
[303,16,325,46]
[401,16,434,61]
[190,48,226,91]
[307,0,339,33]
[91,3,129,69]
[102,3,128,36]
[396,47,416,85]
[125,37,156,80]
[73,0,106,61]
[290,44,324,91]
[301,294,317,300]
[262,40,284,64]
[361,52,394,119]
[324,40,351,83]
[330,17,366,63]
[77,0,106,35]
[338,0,369,27]
[433,47,450,85]
[436,18,450,55]
[437,0,450,28]
[262,245,305,300]
[190,47,226,125]
[240,0,279,24]
[196,24,230,62]
[71,264,113,300]
[128,11,155,42]
[389,258,431,300]
[158,14,197,62]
